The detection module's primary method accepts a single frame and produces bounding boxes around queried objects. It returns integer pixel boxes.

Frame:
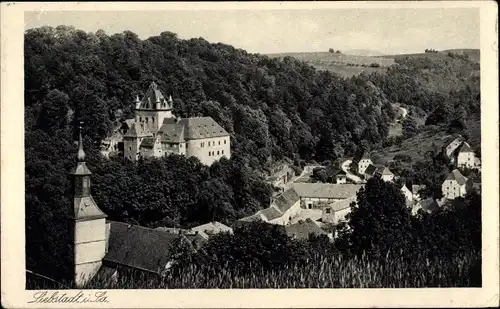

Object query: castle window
[208,152,211,157]
[201,142,204,147]
[208,141,211,147]
[146,117,149,123]
[326,208,331,214]
[129,146,132,151]
[218,140,221,145]
[224,140,227,144]
[139,117,142,122]
[217,151,220,155]
[152,117,155,123]
[222,150,224,154]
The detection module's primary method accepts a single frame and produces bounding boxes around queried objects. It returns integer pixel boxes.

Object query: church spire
[71,122,91,177]
[77,122,86,162]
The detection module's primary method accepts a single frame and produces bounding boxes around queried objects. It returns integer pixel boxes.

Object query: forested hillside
[24,26,481,280]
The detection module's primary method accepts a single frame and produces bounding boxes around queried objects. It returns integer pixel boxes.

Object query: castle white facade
[122,82,231,166]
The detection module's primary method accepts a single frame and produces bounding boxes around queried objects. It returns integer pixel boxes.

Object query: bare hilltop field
[266,52,394,77]
[266,49,479,78]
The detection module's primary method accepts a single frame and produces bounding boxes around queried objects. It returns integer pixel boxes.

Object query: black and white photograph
[1,1,499,308]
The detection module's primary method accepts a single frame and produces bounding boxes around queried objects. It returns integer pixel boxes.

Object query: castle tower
[69,124,108,287]
[134,82,174,133]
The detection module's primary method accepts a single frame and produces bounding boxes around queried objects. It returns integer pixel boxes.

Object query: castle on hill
[103,82,231,166]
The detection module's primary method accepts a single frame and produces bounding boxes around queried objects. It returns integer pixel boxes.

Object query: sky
[24,8,480,55]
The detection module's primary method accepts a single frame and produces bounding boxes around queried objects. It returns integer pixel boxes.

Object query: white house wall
[457,152,475,168]
[187,136,231,165]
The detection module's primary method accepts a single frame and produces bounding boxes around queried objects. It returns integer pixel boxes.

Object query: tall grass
[28,250,480,289]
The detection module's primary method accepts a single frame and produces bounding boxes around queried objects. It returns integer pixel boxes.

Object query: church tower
[69,124,108,287]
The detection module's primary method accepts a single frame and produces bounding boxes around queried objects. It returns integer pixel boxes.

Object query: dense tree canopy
[24,26,481,281]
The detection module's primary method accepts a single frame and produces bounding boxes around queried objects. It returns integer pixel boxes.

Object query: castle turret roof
[136,82,172,110]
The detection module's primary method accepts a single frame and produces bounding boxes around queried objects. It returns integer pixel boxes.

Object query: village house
[100,132,122,158]
[237,187,302,226]
[156,221,233,250]
[323,165,347,184]
[466,174,482,194]
[66,129,197,287]
[188,221,233,239]
[284,219,330,241]
[121,82,231,166]
[265,161,296,192]
[412,198,440,215]
[443,136,464,161]
[456,142,476,168]
[375,166,394,182]
[363,164,378,181]
[291,183,364,210]
[400,183,413,205]
[357,156,373,175]
[442,169,469,199]
[321,195,356,225]
[412,184,426,201]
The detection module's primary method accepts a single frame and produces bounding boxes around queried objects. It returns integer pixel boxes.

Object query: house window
[218,140,221,145]
[326,208,331,214]
[145,117,149,123]
[152,117,155,123]
[209,152,211,156]
[222,150,224,154]
[224,140,227,144]
[217,151,220,155]
[139,117,142,122]
[208,141,211,147]
[201,142,204,147]
[129,146,132,151]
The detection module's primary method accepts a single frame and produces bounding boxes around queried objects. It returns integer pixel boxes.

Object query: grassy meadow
[28,250,480,289]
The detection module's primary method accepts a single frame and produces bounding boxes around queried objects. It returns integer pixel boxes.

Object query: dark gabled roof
[162,117,229,140]
[446,169,468,186]
[284,219,327,240]
[272,187,300,213]
[364,164,377,176]
[104,221,191,274]
[260,207,283,221]
[419,198,439,213]
[123,122,153,138]
[139,137,156,148]
[325,165,346,177]
[159,123,185,143]
[376,166,394,176]
[458,141,473,153]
